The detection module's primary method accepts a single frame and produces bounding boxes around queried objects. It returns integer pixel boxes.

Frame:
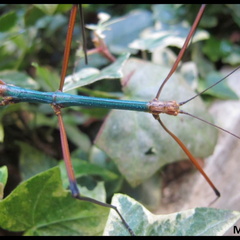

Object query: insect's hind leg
[68,180,135,236]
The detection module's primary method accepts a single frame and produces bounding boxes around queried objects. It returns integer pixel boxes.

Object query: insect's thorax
[148,98,180,116]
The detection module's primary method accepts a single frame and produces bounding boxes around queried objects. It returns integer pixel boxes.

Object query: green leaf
[63,52,130,92]
[103,10,153,54]
[202,33,240,66]
[202,37,223,62]
[33,4,59,15]
[130,23,208,52]
[59,158,119,189]
[64,123,91,153]
[0,166,8,199]
[0,123,4,143]
[0,11,17,32]
[18,142,57,181]
[129,5,208,52]
[122,173,162,211]
[1,168,238,236]
[226,4,240,27]
[85,12,125,36]
[24,5,46,27]
[77,181,107,203]
[0,70,39,90]
[104,194,240,236]
[0,167,109,236]
[203,37,234,63]
[191,44,215,79]
[75,52,111,70]
[222,43,240,65]
[89,145,111,168]
[55,4,72,14]
[95,58,218,186]
[199,71,239,100]
[152,4,185,25]
[32,62,60,91]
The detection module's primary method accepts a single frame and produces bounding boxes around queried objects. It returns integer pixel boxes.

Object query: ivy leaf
[0,11,17,32]
[33,4,59,15]
[0,166,8,199]
[0,167,109,236]
[95,58,218,186]
[59,158,119,189]
[199,71,239,100]
[32,62,60,91]
[102,9,153,54]
[0,123,4,143]
[0,70,39,90]
[18,142,57,181]
[130,5,208,52]
[63,52,130,92]
[104,194,240,236]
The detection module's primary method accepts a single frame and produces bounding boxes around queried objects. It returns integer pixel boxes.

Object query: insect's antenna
[180,110,240,140]
[179,66,240,106]
[154,114,220,198]
[78,4,88,65]
[155,4,206,100]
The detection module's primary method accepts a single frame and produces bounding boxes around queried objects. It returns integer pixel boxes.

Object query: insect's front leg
[0,81,18,106]
[0,96,16,106]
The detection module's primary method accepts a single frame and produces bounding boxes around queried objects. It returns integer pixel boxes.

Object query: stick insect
[0,4,240,236]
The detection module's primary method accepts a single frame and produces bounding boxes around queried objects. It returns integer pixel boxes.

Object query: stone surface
[155,67,240,236]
